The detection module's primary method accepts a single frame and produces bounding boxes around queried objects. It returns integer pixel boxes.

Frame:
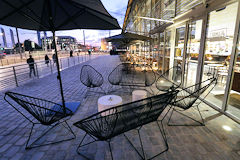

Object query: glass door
[202,2,238,108]
[227,25,240,118]
[174,26,186,67]
[164,31,171,71]
[158,32,164,72]
[185,19,203,86]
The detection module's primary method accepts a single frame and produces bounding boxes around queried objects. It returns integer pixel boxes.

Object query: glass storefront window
[227,25,240,118]
[164,31,171,71]
[152,33,159,70]
[172,25,186,82]
[158,32,164,72]
[175,26,185,59]
[202,2,238,108]
[185,20,203,86]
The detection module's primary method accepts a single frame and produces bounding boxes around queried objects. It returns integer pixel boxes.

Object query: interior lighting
[208,56,213,60]
[222,125,232,131]
[135,16,174,23]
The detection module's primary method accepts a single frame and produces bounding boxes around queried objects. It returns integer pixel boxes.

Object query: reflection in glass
[227,25,240,118]
[185,20,202,86]
[202,2,238,108]
[164,31,171,71]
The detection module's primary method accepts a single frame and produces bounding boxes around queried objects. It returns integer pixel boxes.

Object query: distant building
[41,36,77,50]
[101,38,108,51]
[37,31,42,47]
[77,43,86,51]
[1,28,7,47]
[10,29,15,48]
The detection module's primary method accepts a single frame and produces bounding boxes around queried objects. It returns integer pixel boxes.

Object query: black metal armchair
[73,90,178,160]
[156,66,182,93]
[4,92,76,149]
[108,63,156,94]
[80,65,105,98]
[167,77,217,126]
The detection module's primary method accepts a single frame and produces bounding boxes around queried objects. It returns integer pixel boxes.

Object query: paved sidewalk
[0,55,239,160]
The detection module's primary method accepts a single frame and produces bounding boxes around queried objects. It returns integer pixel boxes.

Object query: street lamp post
[15,27,22,59]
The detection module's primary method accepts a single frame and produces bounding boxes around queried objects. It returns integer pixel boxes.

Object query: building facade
[42,36,77,51]
[101,38,108,51]
[123,0,240,123]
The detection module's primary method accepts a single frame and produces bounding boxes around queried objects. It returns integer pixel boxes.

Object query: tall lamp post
[15,27,22,59]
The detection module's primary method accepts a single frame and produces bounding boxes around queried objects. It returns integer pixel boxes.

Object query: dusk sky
[0,0,128,47]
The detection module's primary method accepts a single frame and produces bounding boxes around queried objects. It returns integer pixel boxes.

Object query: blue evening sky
[0,0,128,47]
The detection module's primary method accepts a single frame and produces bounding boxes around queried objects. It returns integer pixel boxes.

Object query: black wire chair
[73,90,178,160]
[167,77,218,126]
[80,65,105,98]
[108,63,156,94]
[156,66,182,93]
[4,92,76,149]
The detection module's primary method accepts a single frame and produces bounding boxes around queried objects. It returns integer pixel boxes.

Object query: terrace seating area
[0,55,239,160]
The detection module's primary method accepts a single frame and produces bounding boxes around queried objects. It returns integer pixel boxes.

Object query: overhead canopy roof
[106,32,151,44]
[149,23,173,35]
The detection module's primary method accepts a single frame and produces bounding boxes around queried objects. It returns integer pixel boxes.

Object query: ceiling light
[135,16,174,23]
[222,125,232,131]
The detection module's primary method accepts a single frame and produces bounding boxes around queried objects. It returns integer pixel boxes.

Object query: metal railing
[0,54,101,91]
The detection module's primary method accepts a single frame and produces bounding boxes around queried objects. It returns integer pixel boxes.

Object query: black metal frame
[156,66,182,93]
[74,91,178,160]
[167,77,218,126]
[80,65,106,98]
[108,63,156,95]
[4,92,76,149]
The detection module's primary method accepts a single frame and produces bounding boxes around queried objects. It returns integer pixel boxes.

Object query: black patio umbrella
[0,0,121,113]
[106,32,151,44]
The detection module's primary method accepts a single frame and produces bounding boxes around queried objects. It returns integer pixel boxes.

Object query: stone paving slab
[0,55,239,160]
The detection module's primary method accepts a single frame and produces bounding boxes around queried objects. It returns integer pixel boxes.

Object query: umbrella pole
[52,31,66,114]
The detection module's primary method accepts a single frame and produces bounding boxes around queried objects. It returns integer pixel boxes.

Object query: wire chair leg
[196,105,205,126]
[157,121,168,148]
[167,106,175,126]
[160,105,173,121]
[25,123,35,149]
[137,129,146,160]
[25,121,74,149]
[62,121,76,138]
[77,133,99,160]
[168,107,205,126]
[108,140,114,160]
[26,122,59,149]
[123,133,144,159]
[145,121,169,160]
[77,133,90,160]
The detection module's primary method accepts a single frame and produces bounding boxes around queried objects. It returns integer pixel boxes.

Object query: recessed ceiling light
[222,125,232,131]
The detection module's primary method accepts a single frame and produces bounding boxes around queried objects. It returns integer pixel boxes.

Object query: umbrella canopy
[0,0,120,30]
[106,32,151,44]
[0,0,121,114]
